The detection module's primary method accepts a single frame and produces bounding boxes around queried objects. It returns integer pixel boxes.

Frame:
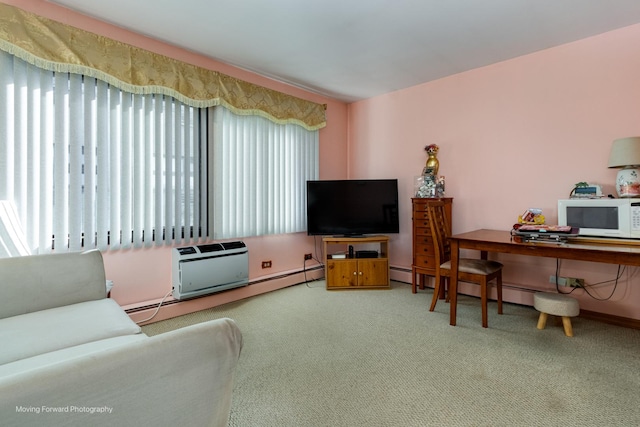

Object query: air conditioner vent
[221,241,246,250]
[176,247,197,255]
[197,243,225,253]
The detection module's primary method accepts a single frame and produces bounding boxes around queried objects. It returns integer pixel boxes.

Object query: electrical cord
[579,265,623,301]
[554,259,623,300]
[304,236,325,287]
[135,289,173,324]
[303,256,325,287]
[554,259,578,295]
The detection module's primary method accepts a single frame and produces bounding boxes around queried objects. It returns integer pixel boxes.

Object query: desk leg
[449,239,460,326]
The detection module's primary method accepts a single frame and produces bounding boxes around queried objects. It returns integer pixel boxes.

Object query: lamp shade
[608,136,640,197]
[608,136,640,168]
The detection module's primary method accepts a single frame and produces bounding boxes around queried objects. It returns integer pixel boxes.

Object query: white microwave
[558,198,640,239]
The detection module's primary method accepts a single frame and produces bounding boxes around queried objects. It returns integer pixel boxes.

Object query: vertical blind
[0,50,206,253]
[0,48,319,254]
[211,106,319,239]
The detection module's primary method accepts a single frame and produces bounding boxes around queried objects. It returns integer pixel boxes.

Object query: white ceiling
[49,0,640,103]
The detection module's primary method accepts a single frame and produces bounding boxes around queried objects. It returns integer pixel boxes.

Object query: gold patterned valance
[0,3,326,130]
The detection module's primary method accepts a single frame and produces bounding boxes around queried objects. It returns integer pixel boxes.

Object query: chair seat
[441,259,503,275]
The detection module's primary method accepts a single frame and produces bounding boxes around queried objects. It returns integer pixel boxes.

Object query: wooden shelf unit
[411,197,453,293]
[323,235,390,290]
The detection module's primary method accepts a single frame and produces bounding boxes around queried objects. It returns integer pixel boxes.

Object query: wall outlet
[549,275,584,287]
[304,253,312,261]
[566,278,585,288]
[261,260,272,269]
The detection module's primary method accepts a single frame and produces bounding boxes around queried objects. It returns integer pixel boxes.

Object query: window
[0,50,318,254]
[210,106,319,238]
[0,50,206,253]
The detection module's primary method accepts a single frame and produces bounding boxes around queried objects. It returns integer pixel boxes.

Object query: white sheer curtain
[0,50,206,253]
[210,106,319,239]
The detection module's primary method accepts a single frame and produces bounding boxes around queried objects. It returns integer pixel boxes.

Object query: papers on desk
[512,224,579,242]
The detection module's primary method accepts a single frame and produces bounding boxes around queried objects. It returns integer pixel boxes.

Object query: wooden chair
[426,201,503,328]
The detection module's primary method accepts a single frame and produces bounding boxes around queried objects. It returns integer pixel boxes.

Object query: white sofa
[0,250,243,427]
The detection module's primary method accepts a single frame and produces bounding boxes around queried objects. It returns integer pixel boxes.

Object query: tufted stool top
[533,292,579,317]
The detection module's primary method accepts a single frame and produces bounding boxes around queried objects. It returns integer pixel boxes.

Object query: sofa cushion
[0,250,106,319]
[0,334,148,379]
[0,299,141,365]
[0,318,242,427]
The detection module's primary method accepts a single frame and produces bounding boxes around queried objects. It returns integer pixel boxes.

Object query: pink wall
[6,0,640,322]
[3,0,348,319]
[349,24,640,320]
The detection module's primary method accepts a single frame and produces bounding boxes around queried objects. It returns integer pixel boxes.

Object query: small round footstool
[533,292,580,337]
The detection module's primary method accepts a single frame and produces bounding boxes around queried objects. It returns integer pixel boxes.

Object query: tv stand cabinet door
[326,260,358,288]
[358,259,389,287]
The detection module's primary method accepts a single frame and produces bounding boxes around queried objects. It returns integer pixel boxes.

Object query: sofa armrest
[0,250,106,319]
[0,317,243,427]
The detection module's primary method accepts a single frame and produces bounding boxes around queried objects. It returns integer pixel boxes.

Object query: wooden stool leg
[537,312,548,330]
[562,316,574,337]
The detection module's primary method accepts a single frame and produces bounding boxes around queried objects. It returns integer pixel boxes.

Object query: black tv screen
[306,179,400,236]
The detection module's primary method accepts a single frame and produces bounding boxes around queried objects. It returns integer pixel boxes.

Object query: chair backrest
[426,200,451,266]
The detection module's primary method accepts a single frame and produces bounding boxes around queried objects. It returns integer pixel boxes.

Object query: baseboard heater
[172,241,249,300]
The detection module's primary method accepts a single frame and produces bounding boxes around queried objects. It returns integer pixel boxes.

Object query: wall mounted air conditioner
[172,241,249,300]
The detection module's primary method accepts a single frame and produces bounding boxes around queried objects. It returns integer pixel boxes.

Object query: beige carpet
[143,281,640,427]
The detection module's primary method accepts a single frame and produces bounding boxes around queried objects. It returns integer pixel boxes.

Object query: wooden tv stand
[323,235,390,290]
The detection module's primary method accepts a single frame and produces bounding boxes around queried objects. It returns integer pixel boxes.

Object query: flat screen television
[306,179,400,236]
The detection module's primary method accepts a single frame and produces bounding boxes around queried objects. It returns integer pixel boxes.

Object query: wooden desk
[448,229,640,326]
